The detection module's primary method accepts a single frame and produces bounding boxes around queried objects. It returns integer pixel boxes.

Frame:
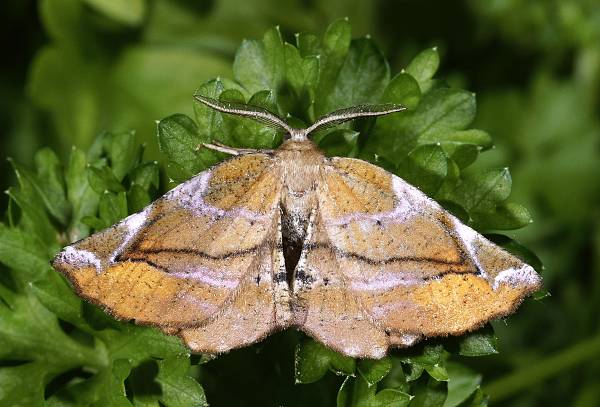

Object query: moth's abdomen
[280,188,315,278]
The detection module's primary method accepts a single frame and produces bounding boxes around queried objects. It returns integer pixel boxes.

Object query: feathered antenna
[194,94,405,141]
[194,94,294,135]
[304,104,406,136]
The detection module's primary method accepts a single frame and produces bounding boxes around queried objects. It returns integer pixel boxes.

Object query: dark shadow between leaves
[200,330,344,407]
[44,366,94,400]
[125,359,161,402]
[0,263,19,296]
[57,318,95,348]
[0,359,33,367]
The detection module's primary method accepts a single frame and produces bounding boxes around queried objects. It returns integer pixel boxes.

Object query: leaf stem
[484,334,600,402]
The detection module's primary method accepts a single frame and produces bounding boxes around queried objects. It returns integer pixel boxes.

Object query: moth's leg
[201,141,273,156]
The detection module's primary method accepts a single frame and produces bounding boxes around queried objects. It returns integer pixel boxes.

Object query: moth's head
[288,128,308,142]
[193,94,406,142]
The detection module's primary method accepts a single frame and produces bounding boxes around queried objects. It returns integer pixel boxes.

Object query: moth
[53,96,542,359]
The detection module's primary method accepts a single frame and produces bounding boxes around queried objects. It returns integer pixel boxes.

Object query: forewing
[53,153,289,353]
[295,157,542,356]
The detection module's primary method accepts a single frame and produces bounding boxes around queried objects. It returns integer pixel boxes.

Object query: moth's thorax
[276,140,325,274]
[276,139,324,194]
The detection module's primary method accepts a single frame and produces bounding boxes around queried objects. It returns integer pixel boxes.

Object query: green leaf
[127,184,152,213]
[463,388,488,407]
[219,88,246,104]
[7,160,57,247]
[442,363,481,407]
[367,87,475,161]
[322,37,390,114]
[66,147,99,241]
[457,327,499,357]
[98,326,187,364]
[33,148,70,225]
[379,359,410,393]
[322,18,351,61]
[81,215,107,231]
[400,345,448,382]
[419,129,493,150]
[98,191,128,227]
[406,47,440,92]
[357,357,393,387]
[193,79,249,147]
[158,113,218,182]
[0,363,47,407]
[360,74,418,159]
[107,131,141,181]
[476,202,533,230]
[337,375,412,407]
[87,165,125,194]
[0,224,50,281]
[49,357,134,406]
[39,321,192,407]
[283,43,319,113]
[233,26,285,96]
[437,158,461,199]
[0,291,104,369]
[317,129,360,157]
[440,143,479,169]
[248,89,279,111]
[381,73,421,110]
[451,168,512,214]
[295,338,355,384]
[156,356,207,407]
[6,186,56,251]
[29,272,87,329]
[397,144,448,196]
[293,47,320,92]
[420,129,493,170]
[412,88,476,138]
[410,378,447,407]
[296,32,320,57]
[39,0,86,44]
[425,365,449,382]
[82,0,146,26]
[129,161,159,191]
[212,89,282,149]
[193,79,226,133]
[46,365,130,406]
[315,18,352,116]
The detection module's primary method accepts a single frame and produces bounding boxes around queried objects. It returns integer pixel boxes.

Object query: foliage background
[1,0,600,406]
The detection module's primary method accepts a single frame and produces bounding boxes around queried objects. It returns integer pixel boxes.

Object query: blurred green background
[1,0,599,405]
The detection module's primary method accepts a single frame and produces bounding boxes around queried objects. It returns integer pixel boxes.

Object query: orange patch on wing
[204,154,278,213]
[57,261,231,327]
[322,158,395,217]
[331,157,393,194]
[363,273,531,337]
